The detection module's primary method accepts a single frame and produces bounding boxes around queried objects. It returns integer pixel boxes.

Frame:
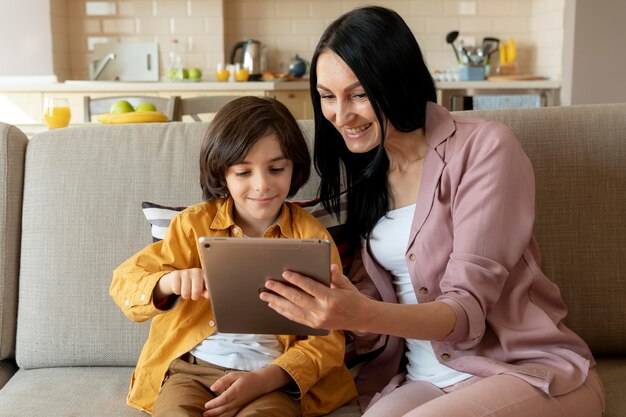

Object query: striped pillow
[141,201,187,242]
[141,197,352,268]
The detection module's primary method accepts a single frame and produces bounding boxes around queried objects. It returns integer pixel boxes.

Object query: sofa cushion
[0,367,146,417]
[16,123,209,369]
[463,104,626,356]
[0,124,28,363]
[0,366,360,417]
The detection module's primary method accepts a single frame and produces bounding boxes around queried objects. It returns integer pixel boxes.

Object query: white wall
[0,0,55,77]
[562,0,626,105]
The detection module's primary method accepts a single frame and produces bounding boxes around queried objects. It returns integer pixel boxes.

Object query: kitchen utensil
[229,39,266,81]
[460,46,472,65]
[482,37,500,61]
[446,31,461,63]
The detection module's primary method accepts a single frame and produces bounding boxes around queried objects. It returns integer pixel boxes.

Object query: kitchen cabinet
[436,80,561,111]
[269,91,313,119]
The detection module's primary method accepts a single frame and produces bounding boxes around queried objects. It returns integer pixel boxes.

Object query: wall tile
[118,1,154,17]
[240,1,276,19]
[58,0,563,81]
[171,17,206,35]
[189,0,222,18]
[256,18,292,36]
[154,0,190,17]
[137,17,172,34]
[102,18,136,34]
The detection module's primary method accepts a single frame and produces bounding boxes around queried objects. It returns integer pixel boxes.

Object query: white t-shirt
[369,204,472,387]
[190,332,283,371]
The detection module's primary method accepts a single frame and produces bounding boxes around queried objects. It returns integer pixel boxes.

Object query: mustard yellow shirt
[110,198,357,416]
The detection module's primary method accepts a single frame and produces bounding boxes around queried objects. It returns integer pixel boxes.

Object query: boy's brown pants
[152,354,301,417]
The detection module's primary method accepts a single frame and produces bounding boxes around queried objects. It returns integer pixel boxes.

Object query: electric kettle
[229,39,266,80]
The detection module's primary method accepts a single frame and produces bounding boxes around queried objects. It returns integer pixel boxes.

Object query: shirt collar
[209,197,294,238]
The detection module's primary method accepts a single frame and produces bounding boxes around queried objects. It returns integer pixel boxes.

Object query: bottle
[166,39,183,81]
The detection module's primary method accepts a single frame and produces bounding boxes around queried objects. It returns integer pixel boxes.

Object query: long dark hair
[309,6,437,241]
[199,96,310,200]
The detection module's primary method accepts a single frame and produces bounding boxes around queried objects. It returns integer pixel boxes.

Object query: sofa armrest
[0,123,28,362]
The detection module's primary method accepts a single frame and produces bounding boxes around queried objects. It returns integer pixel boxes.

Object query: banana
[506,37,517,63]
[499,43,508,65]
[98,111,169,124]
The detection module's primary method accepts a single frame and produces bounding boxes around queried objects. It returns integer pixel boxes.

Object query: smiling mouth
[344,123,373,136]
[249,197,276,204]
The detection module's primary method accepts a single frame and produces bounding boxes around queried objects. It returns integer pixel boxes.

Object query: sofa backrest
[463,103,626,356]
[0,124,27,364]
[11,103,626,371]
[15,121,319,369]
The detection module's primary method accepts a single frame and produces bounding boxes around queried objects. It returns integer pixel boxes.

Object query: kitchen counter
[0,79,560,124]
[0,79,559,93]
[0,80,311,92]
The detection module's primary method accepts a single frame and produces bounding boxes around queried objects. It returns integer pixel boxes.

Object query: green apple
[181,68,189,79]
[110,100,134,114]
[188,67,202,80]
[134,102,157,112]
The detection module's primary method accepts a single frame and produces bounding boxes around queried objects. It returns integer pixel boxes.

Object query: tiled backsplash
[52,0,564,81]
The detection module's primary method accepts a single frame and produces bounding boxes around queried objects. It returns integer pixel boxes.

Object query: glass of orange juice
[43,98,71,129]
[234,63,250,82]
[215,62,230,82]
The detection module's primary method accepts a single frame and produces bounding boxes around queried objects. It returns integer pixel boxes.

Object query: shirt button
[419,287,428,295]
[209,320,216,327]
[408,254,416,261]
[139,293,145,301]
[441,353,451,361]
[124,299,130,306]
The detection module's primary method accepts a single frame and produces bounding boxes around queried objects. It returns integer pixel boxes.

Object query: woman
[259,6,605,417]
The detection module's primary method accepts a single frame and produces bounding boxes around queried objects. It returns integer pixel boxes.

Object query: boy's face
[225,132,293,237]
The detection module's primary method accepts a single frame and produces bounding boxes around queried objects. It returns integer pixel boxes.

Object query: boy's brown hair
[199,96,311,200]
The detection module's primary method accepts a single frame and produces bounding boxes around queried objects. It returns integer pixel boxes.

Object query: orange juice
[234,63,249,82]
[216,69,230,81]
[234,68,249,81]
[44,106,71,129]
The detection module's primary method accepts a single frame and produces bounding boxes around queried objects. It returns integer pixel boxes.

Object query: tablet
[198,237,331,336]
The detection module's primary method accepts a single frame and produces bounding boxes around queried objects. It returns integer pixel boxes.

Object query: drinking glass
[43,97,71,129]
[215,62,230,81]
[234,63,250,82]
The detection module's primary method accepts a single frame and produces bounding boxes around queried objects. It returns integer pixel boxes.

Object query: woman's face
[316,50,381,154]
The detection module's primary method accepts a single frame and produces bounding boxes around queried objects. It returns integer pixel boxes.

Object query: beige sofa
[1,103,625,416]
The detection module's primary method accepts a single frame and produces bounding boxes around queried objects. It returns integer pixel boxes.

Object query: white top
[369,204,472,387]
[190,332,283,371]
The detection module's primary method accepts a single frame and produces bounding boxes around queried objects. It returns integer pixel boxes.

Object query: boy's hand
[154,268,208,302]
[202,371,264,417]
[202,365,291,417]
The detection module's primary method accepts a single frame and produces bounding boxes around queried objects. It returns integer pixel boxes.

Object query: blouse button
[418,287,428,295]
[408,254,416,261]
[209,320,216,327]
[441,353,451,361]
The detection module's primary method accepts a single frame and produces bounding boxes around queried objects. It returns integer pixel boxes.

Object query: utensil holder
[459,65,485,81]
